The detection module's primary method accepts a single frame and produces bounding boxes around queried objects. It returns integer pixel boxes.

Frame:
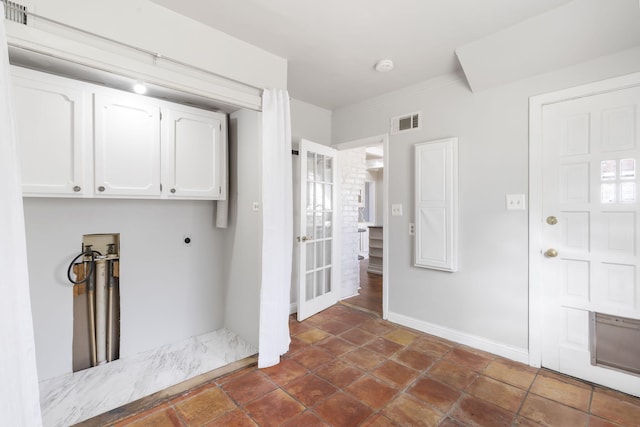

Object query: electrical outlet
[391,204,403,216]
[252,202,260,211]
[409,223,415,235]
[183,234,192,246]
[506,194,526,210]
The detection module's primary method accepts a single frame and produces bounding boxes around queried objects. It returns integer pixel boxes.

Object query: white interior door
[297,139,338,321]
[540,84,640,396]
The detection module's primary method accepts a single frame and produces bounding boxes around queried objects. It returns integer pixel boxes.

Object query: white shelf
[367,226,383,275]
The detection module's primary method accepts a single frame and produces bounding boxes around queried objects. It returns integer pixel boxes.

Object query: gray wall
[24,198,226,380]
[222,109,262,347]
[289,98,333,310]
[332,46,640,352]
[290,98,332,146]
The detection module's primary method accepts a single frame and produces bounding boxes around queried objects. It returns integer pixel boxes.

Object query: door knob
[297,235,313,242]
[546,216,558,225]
[544,248,558,258]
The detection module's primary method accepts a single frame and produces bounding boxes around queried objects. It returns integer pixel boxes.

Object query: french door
[296,139,338,321]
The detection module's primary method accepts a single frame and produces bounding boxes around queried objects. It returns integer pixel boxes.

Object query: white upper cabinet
[12,70,90,196]
[162,107,226,199]
[13,67,227,201]
[94,92,161,198]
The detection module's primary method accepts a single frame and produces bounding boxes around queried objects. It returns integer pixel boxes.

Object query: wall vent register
[2,0,28,25]
[391,111,421,134]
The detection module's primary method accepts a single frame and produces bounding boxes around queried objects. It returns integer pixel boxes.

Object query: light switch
[506,194,526,210]
[391,204,403,216]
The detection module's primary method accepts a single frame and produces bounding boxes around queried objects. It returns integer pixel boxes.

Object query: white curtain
[0,8,43,427]
[258,89,292,368]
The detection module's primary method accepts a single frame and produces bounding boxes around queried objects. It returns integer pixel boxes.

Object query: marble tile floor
[39,329,257,427]
[105,304,640,426]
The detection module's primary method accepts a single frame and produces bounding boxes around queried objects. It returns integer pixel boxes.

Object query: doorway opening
[338,140,385,317]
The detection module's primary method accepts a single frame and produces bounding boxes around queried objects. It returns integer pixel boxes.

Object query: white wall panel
[415,138,458,272]
[563,212,590,251]
[561,114,590,156]
[602,106,636,152]
[562,259,590,301]
[602,263,636,308]
[604,212,636,254]
[560,163,590,203]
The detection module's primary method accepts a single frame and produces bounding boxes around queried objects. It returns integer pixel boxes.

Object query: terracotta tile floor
[108,303,640,427]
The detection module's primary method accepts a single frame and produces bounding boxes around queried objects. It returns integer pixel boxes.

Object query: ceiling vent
[391,111,421,134]
[3,1,28,25]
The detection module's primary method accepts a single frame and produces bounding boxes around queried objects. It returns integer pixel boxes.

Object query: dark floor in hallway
[342,259,382,316]
[102,303,640,427]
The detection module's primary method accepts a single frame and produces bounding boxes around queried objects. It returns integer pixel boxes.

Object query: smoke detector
[374,59,394,73]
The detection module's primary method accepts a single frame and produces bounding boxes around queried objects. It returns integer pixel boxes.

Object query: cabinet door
[94,93,161,197]
[162,108,225,199]
[13,75,88,196]
[415,137,459,272]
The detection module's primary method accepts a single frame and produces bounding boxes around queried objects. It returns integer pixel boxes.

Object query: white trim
[6,26,264,111]
[382,133,390,319]
[290,302,297,315]
[528,71,640,368]
[334,134,385,151]
[388,312,529,364]
[340,291,360,300]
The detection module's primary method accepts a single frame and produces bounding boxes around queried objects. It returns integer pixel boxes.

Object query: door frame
[529,71,640,368]
[334,133,390,319]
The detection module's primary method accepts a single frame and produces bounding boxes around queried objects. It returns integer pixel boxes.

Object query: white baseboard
[289,302,297,315]
[340,291,360,301]
[387,312,529,365]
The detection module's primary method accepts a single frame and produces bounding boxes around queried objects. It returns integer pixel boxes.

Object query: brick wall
[339,147,367,299]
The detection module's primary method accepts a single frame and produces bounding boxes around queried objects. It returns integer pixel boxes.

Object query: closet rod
[1,0,263,92]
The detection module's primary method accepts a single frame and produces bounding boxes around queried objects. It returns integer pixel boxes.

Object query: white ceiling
[148,0,611,110]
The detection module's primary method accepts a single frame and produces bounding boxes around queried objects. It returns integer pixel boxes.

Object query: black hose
[67,250,102,285]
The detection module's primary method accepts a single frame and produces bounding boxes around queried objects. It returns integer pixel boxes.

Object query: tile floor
[341,260,382,316]
[106,303,640,427]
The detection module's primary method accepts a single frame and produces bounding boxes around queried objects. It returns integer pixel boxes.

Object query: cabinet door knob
[98,186,105,192]
[170,188,176,194]
[73,185,81,192]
